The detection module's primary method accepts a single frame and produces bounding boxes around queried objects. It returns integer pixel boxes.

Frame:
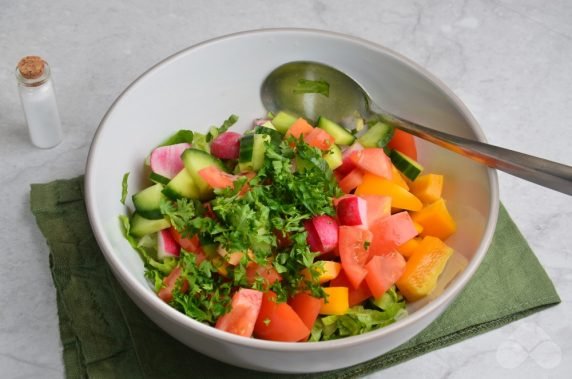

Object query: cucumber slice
[162,169,201,200]
[181,148,226,199]
[358,121,395,148]
[317,116,355,145]
[260,121,277,130]
[254,126,282,145]
[132,183,165,219]
[238,134,270,172]
[390,150,423,181]
[130,212,171,238]
[149,172,170,185]
[323,143,343,170]
[272,111,298,134]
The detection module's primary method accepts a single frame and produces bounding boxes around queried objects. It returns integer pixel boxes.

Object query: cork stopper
[17,56,45,79]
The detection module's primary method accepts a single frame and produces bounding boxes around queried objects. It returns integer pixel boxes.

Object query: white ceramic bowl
[85,29,499,373]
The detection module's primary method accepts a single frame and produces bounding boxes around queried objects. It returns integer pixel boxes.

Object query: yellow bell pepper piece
[410,174,443,204]
[396,236,453,301]
[320,287,349,315]
[397,237,422,259]
[303,261,342,284]
[391,164,409,190]
[411,198,456,240]
[356,172,422,211]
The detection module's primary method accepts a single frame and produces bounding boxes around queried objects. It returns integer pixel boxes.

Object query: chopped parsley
[120,172,129,204]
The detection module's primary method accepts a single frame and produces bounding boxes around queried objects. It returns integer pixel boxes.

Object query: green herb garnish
[120,172,129,204]
[293,79,330,97]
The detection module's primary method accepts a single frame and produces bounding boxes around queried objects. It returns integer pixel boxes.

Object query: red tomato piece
[215,288,263,337]
[198,166,237,189]
[388,129,417,160]
[245,262,282,289]
[285,118,314,140]
[351,148,392,179]
[169,228,207,264]
[336,145,363,176]
[361,194,391,226]
[288,292,324,332]
[338,168,364,194]
[254,291,310,342]
[303,128,335,150]
[330,269,372,306]
[338,226,372,289]
[158,266,189,303]
[369,211,418,257]
[365,252,406,299]
[210,131,242,160]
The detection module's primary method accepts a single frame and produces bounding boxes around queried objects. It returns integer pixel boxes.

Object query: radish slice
[150,143,191,180]
[158,229,180,259]
[336,195,368,228]
[304,215,339,254]
[211,131,242,160]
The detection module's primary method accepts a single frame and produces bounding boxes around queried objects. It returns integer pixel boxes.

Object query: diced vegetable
[198,166,237,189]
[317,116,355,145]
[130,213,170,238]
[182,148,227,200]
[396,237,422,259]
[336,195,368,228]
[271,111,298,134]
[387,129,417,160]
[162,169,201,200]
[361,194,391,226]
[350,148,392,179]
[215,288,263,337]
[158,266,189,303]
[365,252,406,299]
[338,226,371,289]
[157,229,180,259]
[289,292,324,331]
[357,121,394,148]
[410,174,444,204]
[390,150,423,181]
[149,142,191,180]
[254,291,310,342]
[356,173,423,211]
[303,261,342,283]
[396,236,453,301]
[304,127,335,151]
[330,269,372,306]
[304,215,339,254]
[210,131,242,160]
[369,211,418,256]
[323,144,343,170]
[285,118,314,140]
[132,183,165,219]
[411,198,456,240]
[338,168,364,194]
[320,287,349,315]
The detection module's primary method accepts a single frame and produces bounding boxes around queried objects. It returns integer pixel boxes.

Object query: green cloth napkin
[30,176,560,379]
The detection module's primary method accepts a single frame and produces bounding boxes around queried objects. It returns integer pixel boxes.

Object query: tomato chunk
[254,291,310,342]
[288,292,324,331]
[245,262,282,289]
[304,127,335,150]
[365,252,406,299]
[215,288,263,337]
[338,226,372,289]
[369,211,418,257]
[351,148,392,179]
[158,266,189,303]
[388,129,417,160]
[169,228,207,264]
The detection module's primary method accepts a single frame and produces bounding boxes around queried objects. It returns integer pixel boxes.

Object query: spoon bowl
[262,61,572,195]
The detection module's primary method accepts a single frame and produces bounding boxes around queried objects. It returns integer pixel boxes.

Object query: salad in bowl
[120,111,464,342]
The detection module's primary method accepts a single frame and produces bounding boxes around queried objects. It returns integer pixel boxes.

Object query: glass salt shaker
[15,56,63,148]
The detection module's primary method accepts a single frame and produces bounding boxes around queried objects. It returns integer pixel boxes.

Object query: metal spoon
[261,61,572,195]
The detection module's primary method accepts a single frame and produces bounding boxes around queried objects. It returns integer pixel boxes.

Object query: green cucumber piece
[130,212,170,238]
[162,169,201,200]
[181,148,226,200]
[272,111,298,134]
[260,121,277,130]
[149,172,170,185]
[390,150,423,181]
[132,183,165,219]
[238,134,270,172]
[254,125,282,145]
[358,121,395,148]
[323,143,343,170]
[317,116,355,145]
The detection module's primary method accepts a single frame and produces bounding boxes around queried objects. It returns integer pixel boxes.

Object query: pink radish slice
[211,131,242,160]
[150,143,191,180]
[158,229,180,259]
[304,215,339,254]
[336,195,368,228]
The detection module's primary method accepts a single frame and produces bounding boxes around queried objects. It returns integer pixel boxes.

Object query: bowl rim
[85,28,499,352]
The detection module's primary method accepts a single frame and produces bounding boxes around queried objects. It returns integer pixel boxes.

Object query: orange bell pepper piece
[411,198,456,240]
[410,174,443,204]
[355,172,422,211]
[396,236,453,301]
[320,287,349,315]
[396,237,422,259]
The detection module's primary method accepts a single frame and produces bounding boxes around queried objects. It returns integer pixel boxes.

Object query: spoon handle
[384,114,572,195]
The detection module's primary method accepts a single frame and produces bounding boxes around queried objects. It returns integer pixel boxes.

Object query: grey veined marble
[0,1,570,378]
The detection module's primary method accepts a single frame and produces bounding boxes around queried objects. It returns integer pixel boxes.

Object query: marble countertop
[1,1,570,378]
